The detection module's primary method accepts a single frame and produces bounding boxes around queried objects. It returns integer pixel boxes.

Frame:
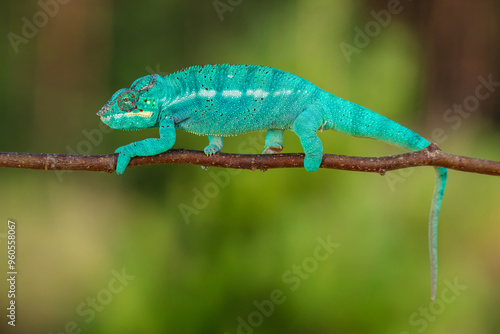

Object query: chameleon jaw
[101,111,154,122]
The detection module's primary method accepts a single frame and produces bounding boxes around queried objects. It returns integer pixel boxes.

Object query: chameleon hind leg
[204,135,223,155]
[293,105,324,172]
[262,129,284,154]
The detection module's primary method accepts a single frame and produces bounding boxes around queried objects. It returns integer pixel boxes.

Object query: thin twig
[1,144,499,176]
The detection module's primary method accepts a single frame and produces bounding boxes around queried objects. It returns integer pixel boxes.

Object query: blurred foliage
[1,0,500,333]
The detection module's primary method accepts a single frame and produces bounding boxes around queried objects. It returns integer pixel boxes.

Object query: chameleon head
[97,74,165,130]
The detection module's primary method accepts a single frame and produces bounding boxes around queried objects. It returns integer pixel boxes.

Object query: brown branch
[0,144,499,176]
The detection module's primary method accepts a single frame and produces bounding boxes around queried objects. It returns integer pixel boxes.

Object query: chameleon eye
[117,92,138,112]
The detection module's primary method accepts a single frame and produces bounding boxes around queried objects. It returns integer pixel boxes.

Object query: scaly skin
[97,64,447,299]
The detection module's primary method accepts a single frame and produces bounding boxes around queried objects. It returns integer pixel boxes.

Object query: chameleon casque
[97,64,447,299]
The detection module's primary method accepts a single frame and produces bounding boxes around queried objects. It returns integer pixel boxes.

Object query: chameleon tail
[325,97,448,299]
[429,166,447,300]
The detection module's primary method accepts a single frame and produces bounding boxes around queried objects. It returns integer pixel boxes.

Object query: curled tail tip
[428,166,446,300]
[430,268,437,300]
[430,255,438,301]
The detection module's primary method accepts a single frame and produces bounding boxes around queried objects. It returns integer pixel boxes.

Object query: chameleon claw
[205,149,219,156]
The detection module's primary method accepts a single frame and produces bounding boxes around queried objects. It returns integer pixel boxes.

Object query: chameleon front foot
[115,146,133,175]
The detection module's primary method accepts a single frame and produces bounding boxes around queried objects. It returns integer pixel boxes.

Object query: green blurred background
[2,0,500,333]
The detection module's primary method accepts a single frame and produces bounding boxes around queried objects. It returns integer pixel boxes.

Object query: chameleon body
[97,64,447,299]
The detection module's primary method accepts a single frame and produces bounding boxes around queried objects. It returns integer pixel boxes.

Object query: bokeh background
[2,0,500,333]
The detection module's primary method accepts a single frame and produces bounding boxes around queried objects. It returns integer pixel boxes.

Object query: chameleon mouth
[101,111,154,122]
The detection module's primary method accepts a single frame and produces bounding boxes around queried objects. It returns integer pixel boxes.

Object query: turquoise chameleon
[97,64,447,299]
